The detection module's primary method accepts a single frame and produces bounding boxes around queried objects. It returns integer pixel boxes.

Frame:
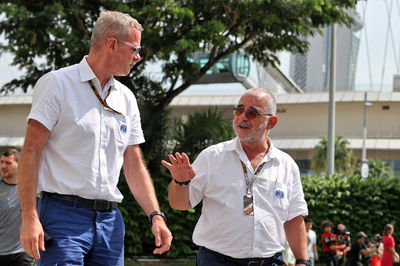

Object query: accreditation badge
[243,195,254,216]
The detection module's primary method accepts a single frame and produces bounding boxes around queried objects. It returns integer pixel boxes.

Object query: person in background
[347,231,372,266]
[0,149,34,266]
[381,224,399,266]
[335,223,351,266]
[321,220,345,266]
[17,11,172,265]
[305,218,319,266]
[163,88,310,266]
[369,233,383,266]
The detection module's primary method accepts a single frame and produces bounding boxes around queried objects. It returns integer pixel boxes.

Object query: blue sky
[1,1,399,92]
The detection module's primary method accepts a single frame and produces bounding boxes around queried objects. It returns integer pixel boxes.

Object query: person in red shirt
[381,224,399,266]
[321,220,346,266]
[335,224,351,266]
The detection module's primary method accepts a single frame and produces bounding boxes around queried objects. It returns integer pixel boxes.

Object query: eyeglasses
[117,39,141,56]
[107,38,141,56]
[233,106,273,119]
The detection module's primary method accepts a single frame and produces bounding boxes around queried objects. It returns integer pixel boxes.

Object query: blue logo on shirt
[275,190,285,199]
[120,124,127,134]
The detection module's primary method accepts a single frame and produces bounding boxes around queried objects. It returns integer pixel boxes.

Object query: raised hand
[161,152,195,182]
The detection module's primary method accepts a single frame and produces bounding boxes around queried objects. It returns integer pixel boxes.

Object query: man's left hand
[151,216,173,254]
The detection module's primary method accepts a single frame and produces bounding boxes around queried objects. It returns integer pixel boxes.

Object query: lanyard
[240,160,266,197]
[88,80,122,115]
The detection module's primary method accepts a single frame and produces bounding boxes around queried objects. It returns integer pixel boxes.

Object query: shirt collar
[78,56,116,91]
[230,137,278,163]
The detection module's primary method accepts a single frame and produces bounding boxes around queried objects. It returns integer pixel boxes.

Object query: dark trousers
[0,252,34,266]
[196,246,285,266]
[337,255,346,266]
[323,252,338,266]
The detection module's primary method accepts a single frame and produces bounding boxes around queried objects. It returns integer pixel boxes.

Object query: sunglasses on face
[117,39,141,56]
[233,106,273,119]
[107,37,141,56]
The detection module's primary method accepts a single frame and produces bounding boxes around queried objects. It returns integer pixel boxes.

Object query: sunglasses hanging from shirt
[88,80,122,115]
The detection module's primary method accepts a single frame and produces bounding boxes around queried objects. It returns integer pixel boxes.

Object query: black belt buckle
[93,199,110,211]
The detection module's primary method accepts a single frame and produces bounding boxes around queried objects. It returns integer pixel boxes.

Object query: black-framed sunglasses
[233,106,273,119]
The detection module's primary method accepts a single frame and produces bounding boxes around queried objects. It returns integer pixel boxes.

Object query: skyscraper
[289,10,363,92]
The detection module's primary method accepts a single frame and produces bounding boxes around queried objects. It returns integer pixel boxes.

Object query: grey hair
[243,88,277,115]
[91,11,143,47]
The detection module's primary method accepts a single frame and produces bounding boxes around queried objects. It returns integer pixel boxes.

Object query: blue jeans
[38,195,124,265]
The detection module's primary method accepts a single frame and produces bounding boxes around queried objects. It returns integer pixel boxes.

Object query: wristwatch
[295,259,311,266]
[173,178,191,186]
[148,211,166,225]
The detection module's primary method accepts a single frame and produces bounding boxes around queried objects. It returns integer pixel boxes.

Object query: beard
[233,119,268,144]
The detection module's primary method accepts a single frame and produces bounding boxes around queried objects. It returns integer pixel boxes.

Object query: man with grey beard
[162,88,310,266]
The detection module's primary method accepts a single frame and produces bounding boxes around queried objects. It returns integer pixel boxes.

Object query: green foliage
[170,108,235,159]
[311,136,356,175]
[302,173,400,247]
[1,0,355,100]
[354,159,395,179]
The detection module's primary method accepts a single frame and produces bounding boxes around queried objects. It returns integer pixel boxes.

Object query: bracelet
[148,211,166,225]
[173,178,191,186]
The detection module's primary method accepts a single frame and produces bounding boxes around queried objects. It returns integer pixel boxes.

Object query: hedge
[119,173,400,258]
[302,174,400,243]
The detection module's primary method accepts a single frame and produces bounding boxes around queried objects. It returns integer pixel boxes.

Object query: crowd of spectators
[304,218,399,266]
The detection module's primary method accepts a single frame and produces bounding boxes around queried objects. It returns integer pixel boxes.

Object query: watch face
[149,211,167,225]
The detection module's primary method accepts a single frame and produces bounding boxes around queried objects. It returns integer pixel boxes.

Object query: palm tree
[170,108,235,159]
[311,136,356,175]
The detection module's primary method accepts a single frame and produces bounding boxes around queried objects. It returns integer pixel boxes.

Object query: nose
[133,53,141,62]
[238,110,248,120]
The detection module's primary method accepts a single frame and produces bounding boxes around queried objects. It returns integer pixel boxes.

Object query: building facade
[289,10,362,92]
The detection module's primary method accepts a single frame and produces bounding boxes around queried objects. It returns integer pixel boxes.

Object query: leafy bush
[302,174,400,244]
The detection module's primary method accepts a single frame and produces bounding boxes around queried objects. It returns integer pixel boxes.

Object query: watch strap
[173,178,191,186]
[148,211,166,225]
[295,259,311,266]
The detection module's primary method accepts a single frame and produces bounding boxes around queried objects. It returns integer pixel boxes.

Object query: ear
[106,38,117,51]
[266,116,278,130]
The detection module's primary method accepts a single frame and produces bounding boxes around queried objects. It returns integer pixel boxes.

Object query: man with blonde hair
[163,88,309,266]
[18,11,172,265]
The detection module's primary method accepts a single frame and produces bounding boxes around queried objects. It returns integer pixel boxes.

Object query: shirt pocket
[114,114,130,146]
[270,183,289,217]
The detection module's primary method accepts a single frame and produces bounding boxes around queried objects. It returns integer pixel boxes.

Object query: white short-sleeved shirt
[307,230,317,259]
[189,137,308,258]
[28,57,145,202]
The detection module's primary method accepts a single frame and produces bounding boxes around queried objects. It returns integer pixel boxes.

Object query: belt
[42,192,118,211]
[200,246,285,266]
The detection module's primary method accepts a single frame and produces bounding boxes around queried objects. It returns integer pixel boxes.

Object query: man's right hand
[20,216,45,259]
[161,152,195,182]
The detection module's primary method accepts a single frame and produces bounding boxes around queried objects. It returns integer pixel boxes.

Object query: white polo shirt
[189,137,308,258]
[28,57,145,202]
